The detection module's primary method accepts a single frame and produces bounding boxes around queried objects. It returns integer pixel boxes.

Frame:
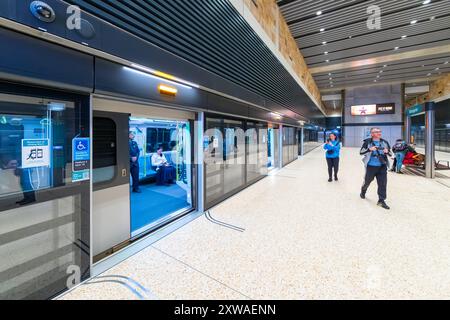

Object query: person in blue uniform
[324,133,341,182]
[129,131,141,193]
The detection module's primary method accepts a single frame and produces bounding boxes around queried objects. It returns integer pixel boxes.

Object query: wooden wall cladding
[244,0,277,43]
[243,0,324,111]
[406,74,450,107]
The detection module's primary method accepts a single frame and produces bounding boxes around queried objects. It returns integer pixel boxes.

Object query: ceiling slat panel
[278,0,450,94]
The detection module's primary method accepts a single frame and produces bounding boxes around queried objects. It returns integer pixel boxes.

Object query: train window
[93,117,117,184]
[146,127,177,153]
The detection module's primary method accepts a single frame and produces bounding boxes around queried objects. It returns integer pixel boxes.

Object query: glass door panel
[0,90,90,300]
[246,121,259,182]
[205,117,245,208]
[223,119,245,194]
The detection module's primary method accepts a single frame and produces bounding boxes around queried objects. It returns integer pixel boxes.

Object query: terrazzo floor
[61,147,450,300]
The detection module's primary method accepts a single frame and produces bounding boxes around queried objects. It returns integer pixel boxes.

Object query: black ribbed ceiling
[64,0,323,120]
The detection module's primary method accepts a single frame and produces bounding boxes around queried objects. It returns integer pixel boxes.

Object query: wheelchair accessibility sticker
[21,139,50,169]
[72,137,90,182]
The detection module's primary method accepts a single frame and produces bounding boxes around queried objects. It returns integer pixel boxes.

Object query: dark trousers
[130,163,140,191]
[156,165,176,185]
[362,165,387,201]
[326,157,340,178]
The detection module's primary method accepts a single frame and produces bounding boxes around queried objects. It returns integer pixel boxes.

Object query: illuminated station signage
[351,103,395,116]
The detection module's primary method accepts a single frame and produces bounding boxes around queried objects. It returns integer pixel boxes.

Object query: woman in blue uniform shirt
[324,133,341,182]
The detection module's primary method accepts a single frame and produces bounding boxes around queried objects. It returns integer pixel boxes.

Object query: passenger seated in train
[151,146,176,185]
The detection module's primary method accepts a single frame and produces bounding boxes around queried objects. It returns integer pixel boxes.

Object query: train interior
[129,117,192,236]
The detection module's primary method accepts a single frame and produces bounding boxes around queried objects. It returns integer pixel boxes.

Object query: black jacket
[360,138,391,155]
[360,138,392,167]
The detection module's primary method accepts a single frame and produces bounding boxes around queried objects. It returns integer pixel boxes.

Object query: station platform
[61,147,450,300]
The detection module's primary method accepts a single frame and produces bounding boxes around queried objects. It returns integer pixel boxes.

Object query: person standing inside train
[129,131,141,193]
[324,132,341,182]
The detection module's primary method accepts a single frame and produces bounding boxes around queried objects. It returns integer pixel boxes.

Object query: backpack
[393,142,406,152]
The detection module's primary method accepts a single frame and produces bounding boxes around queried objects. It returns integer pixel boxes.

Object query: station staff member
[129,131,141,193]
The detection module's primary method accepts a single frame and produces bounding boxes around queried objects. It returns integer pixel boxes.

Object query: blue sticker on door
[72,137,90,182]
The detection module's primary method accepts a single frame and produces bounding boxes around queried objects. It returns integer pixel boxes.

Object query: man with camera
[359,128,392,210]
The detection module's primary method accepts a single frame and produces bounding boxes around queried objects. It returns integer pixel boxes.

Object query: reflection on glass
[282,126,298,165]
[411,115,426,148]
[0,92,90,300]
[92,117,117,184]
[303,128,323,154]
[224,122,245,193]
[205,118,245,206]
[204,117,269,208]
[268,128,274,169]
[246,121,269,182]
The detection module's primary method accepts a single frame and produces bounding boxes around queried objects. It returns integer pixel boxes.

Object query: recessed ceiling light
[374,80,377,82]
[427,73,432,76]
[444,61,449,64]
[435,67,440,70]
[383,65,388,68]
[320,28,325,32]
[324,52,328,55]
[329,77,332,80]
[430,16,435,21]
[330,85,334,87]
[316,11,322,15]
[394,47,400,50]
[410,20,418,24]
[401,35,407,39]
[328,73,332,76]
[379,70,383,73]
[423,0,431,4]
[348,35,352,39]
[377,75,380,78]
[322,41,327,45]
[325,59,330,63]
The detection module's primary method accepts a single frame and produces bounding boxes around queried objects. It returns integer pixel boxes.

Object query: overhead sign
[21,139,50,169]
[72,137,90,182]
[351,105,377,116]
[376,103,395,114]
[351,103,396,116]
[406,104,425,117]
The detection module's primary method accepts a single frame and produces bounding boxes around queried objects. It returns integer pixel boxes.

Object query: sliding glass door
[204,117,245,208]
[204,115,268,209]
[246,121,268,183]
[0,85,90,299]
